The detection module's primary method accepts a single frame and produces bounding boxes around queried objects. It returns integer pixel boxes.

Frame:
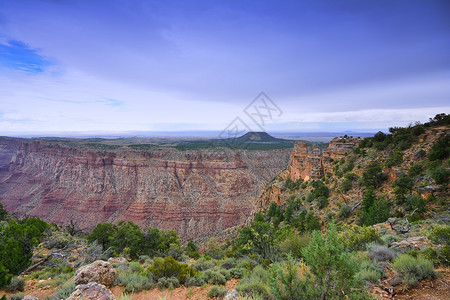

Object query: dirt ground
[110,279,239,300]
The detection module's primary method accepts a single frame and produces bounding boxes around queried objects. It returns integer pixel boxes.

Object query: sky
[0,0,449,136]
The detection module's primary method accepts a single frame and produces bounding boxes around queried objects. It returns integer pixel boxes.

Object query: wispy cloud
[0,39,52,74]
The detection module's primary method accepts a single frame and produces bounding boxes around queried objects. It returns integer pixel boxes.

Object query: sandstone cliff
[0,140,291,241]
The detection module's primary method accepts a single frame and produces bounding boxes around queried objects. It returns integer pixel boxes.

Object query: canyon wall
[0,140,291,241]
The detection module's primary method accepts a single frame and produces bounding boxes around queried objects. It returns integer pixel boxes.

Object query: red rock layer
[0,140,290,240]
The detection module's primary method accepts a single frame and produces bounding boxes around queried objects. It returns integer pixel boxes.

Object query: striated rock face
[0,137,23,180]
[290,137,360,180]
[0,140,290,240]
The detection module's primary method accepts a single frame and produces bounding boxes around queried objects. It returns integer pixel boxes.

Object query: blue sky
[0,0,449,135]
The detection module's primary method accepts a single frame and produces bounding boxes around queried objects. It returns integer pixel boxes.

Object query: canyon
[0,137,291,241]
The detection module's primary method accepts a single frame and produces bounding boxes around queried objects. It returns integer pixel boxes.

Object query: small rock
[67,282,115,300]
[224,289,239,300]
[388,275,402,286]
[23,296,39,300]
[74,260,117,287]
[107,257,128,264]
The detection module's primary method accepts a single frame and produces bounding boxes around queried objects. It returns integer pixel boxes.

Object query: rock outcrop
[290,137,361,180]
[0,140,290,240]
[68,282,116,300]
[74,260,117,287]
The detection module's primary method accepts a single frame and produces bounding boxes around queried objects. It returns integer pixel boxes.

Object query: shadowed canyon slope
[0,138,291,240]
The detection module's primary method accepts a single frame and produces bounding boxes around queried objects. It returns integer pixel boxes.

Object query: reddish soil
[111,279,239,300]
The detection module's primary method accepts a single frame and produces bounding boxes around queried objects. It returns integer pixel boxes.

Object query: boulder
[67,282,115,300]
[74,260,117,287]
[23,296,39,300]
[224,289,239,300]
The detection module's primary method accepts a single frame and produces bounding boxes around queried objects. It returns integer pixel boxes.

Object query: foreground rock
[74,260,117,287]
[67,282,115,300]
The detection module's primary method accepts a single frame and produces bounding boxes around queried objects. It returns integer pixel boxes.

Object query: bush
[341,178,352,193]
[425,225,450,266]
[409,163,423,176]
[339,225,381,251]
[338,205,351,219]
[218,268,231,280]
[431,166,450,185]
[404,194,426,213]
[393,254,435,286]
[236,265,270,299]
[4,277,24,292]
[200,269,226,285]
[46,283,75,300]
[428,135,449,161]
[207,285,227,298]
[192,257,215,271]
[115,272,153,293]
[362,162,388,189]
[128,261,143,273]
[385,151,403,167]
[8,293,24,300]
[369,245,398,262]
[184,275,205,287]
[356,262,384,284]
[156,277,180,290]
[147,256,195,284]
[229,267,246,279]
[219,258,236,270]
[279,232,311,259]
[393,173,414,204]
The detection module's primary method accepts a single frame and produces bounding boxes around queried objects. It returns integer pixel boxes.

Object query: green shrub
[184,275,205,287]
[409,163,423,176]
[218,268,231,280]
[147,256,195,284]
[341,178,352,193]
[393,254,435,286]
[219,258,236,270]
[385,151,403,167]
[192,257,215,271]
[236,265,270,299]
[8,293,24,300]
[206,285,227,298]
[156,277,180,290]
[200,269,226,285]
[229,267,246,279]
[362,162,388,189]
[404,194,426,213]
[115,272,153,293]
[339,225,381,251]
[299,222,371,299]
[381,234,400,246]
[356,268,383,284]
[279,232,311,259]
[46,283,75,300]
[428,135,449,161]
[425,225,450,266]
[307,181,330,202]
[128,261,143,273]
[338,205,351,219]
[4,277,24,292]
[431,166,449,184]
[393,173,414,204]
